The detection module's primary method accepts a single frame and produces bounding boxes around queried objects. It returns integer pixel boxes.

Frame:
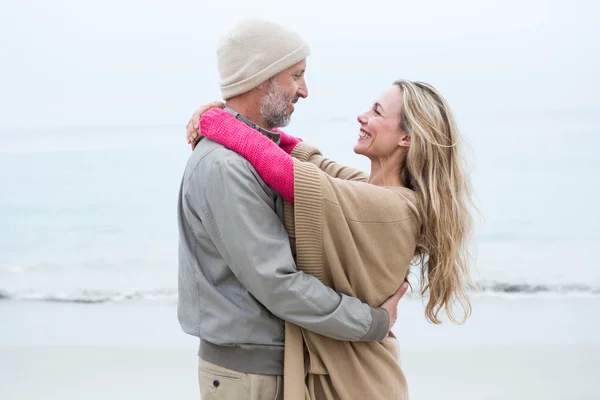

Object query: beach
[2,296,599,400]
[3,1,599,399]
[1,106,599,400]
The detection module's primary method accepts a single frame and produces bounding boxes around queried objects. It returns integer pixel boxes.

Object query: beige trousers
[198,359,283,400]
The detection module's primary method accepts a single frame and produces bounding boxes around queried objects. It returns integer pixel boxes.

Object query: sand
[1,297,599,399]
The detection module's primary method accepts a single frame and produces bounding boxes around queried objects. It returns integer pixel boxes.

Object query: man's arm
[185,156,388,341]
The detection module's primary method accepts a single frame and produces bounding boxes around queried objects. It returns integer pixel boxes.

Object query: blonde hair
[394,80,476,324]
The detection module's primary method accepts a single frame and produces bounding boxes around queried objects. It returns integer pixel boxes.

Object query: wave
[1,283,599,305]
[0,288,177,304]
[477,282,600,295]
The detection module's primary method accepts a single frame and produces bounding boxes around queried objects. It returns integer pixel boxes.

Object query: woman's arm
[290,142,368,182]
[200,108,296,202]
[186,103,368,183]
[272,129,368,182]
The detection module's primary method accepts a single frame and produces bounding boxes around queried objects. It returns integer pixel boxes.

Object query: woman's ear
[398,132,411,148]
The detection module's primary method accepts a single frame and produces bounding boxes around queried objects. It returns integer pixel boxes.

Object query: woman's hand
[186,101,225,150]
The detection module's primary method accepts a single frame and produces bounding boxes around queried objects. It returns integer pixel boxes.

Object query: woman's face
[354,85,408,159]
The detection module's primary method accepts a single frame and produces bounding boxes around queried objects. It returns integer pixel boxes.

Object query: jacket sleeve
[291,142,369,182]
[185,156,389,341]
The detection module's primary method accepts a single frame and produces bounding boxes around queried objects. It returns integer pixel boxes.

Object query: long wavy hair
[395,80,476,324]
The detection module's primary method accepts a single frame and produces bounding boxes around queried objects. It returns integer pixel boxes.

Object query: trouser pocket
[198,359,245,399]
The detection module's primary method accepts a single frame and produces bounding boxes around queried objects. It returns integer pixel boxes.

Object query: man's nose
[297,77,308,99]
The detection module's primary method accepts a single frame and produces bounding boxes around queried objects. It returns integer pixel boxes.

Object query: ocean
[1,108,599,304]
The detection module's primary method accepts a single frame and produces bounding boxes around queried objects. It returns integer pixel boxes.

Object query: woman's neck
[368,157,405,187]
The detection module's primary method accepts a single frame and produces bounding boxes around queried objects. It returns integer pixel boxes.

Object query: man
[178,17,408,399]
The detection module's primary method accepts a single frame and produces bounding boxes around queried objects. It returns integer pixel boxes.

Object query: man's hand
[380,282,409,330]
[186,101,225,150]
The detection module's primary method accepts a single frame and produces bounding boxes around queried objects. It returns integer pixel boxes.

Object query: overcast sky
[1,0,598,128]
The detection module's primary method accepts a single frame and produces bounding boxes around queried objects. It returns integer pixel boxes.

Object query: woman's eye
[373,108,381,116]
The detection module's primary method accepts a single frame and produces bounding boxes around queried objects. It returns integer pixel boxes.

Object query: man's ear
[255,80,269,92]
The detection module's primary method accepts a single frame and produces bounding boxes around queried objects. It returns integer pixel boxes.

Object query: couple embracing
[178,17,475,400]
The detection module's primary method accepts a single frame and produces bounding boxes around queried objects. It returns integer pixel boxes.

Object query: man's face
[259,60,308,130]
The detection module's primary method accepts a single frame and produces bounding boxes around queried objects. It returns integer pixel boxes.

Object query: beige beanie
[217,18,311,100]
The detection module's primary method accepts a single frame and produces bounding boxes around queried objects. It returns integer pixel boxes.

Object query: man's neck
[223,100,281,144]
[225,98,268,130]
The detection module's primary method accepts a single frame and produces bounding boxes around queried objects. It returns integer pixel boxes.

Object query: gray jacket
[177,138,389,375]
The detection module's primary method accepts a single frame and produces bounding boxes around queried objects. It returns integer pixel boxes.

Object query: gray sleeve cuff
[361,307,390,341]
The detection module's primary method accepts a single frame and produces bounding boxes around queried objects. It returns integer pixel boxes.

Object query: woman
[187,80,475,400]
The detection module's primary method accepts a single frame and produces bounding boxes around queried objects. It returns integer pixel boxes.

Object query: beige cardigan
[282,143,421,400]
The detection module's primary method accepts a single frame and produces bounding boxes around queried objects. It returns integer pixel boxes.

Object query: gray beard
[262,109,290,130]
[259,81,292,130]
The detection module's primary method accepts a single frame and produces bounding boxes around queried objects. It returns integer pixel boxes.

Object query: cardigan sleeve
[291,142,369,182]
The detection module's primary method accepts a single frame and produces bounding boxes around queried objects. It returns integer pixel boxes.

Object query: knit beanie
[217,18,311,100]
